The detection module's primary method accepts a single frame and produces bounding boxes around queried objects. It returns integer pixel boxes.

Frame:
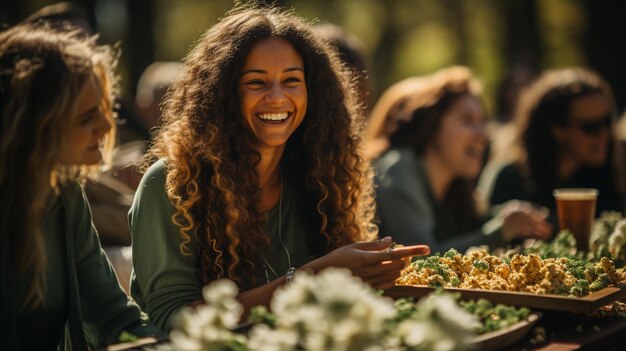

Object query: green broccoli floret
[450,277,461,287]
[569,280,590,297]
[589,273,612,291]
[473,259,489,272]
[460,299,530,334]
[565,259,592,279]
[444,248,461,259]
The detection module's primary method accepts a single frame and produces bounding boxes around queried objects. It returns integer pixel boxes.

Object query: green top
[130,159,319,332]
[2,181,162,351]
[15,195,68,350]
[374,148,505,253]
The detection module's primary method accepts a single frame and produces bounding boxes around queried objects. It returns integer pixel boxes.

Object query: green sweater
[130,160,320,332]
[374,148,505,253]
[1,181,162,351]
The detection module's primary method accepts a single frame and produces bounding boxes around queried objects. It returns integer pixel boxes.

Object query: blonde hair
[0,23,117,308]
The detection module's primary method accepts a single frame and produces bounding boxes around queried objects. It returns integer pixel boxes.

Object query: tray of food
[394,296,541,351]
[471,312,541,351]
[388,249,626,314]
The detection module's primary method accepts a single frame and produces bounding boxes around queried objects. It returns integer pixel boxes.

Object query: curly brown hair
[511,67,624,210]
[145,4,377,288]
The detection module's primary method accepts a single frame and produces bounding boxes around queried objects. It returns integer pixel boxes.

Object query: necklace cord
[264,170,293,282]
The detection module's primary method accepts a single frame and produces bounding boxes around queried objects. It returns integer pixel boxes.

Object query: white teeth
[258,112,289,121]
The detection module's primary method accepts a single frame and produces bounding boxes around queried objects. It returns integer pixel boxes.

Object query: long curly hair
[511,68,624,210]
[0,23,117,308]
[146,4,377,289]
[366,66,484,233]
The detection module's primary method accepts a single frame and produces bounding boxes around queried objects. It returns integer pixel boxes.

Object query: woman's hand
[499,200,553,242]
[303,237,430,290]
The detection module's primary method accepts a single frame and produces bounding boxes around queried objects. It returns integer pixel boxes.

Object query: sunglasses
[569,114,613,135]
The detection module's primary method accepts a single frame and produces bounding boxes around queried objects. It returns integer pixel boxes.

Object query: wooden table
[505,311,626,351]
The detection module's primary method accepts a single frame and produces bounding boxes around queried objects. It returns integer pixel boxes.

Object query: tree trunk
[583,0,626,111]
[126,0,156,97]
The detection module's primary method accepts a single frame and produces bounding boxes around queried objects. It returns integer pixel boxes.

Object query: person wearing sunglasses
[479,68,625,226]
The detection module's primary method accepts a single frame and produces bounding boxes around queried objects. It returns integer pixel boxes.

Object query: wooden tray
[470,312,541,351]
[104,337,166,351]
[385,283,626,314]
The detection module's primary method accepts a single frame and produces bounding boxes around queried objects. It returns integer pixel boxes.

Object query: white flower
[397,320,427,346]
[170,269,478,351]
[170,279,245,351]
[248,324,298,351]
[393,293,479,351]
[609,219,626,258]
[270,268,394,350]
[169,330,203,351]
[420,294,480,333]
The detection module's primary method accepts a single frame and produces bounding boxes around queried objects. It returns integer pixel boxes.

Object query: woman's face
[238,37,308,152]
[58,73,111,166]
[553,92,612,167]
[429,94,488,179]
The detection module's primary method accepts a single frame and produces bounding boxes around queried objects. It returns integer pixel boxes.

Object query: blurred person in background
[494,62,541,125]
[112,61,183,191]
[135,61,182,138]
[129,4,429,332]
[485,62,540,166]
[367,66,552,253]
[22,1,95,37]
[480,68,626,223]
[0,23,162,350]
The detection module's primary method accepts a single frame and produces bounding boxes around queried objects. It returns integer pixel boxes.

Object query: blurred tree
[499,0,541,65]
[371,0,401,92]
[126,0,155,96]
[583,0,626,111]
[448,0,469,64]
[2,0,624,114]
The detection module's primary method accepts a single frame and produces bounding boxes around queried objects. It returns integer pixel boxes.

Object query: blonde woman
[0,24,162,350]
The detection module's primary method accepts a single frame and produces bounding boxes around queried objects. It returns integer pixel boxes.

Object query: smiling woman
[366,66,552,253]
[238,37,308,152]
[58,73,112,166]
[129,3,430,333]
[0,23,162,350]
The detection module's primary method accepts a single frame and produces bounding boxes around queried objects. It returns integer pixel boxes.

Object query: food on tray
[397,249,626,296]
[590,211,626,266]
[459,298,531,333]
[495,212,626,267]
[394,295,532,334]
[523,230,584,260]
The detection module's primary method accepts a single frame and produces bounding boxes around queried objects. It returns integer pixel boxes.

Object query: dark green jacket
[1,181,162,350]
[374,148,505,253]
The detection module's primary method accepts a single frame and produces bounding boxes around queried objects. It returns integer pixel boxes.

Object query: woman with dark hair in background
[367,66,551,253]
[130,4,429,332]
[0,24,161,350]
[481,68,626,220]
